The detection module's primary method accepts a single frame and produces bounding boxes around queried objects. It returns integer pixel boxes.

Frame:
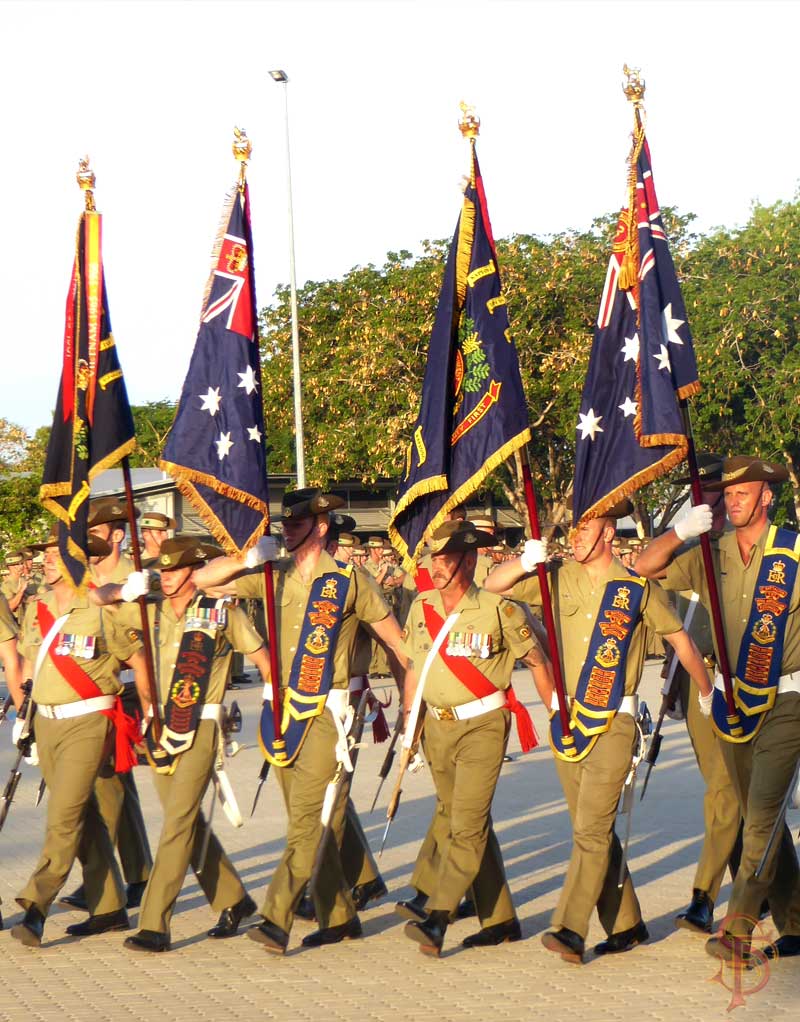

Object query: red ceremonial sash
[421,601,537,752]
[37,601,139,772]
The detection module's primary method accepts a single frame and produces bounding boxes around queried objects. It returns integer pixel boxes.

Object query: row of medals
[446,632,492,658]
[55,633,96,659]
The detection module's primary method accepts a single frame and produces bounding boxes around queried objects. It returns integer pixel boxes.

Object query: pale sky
[2,0,799,435]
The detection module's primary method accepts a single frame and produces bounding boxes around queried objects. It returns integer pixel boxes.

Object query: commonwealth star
[577,408,604,441]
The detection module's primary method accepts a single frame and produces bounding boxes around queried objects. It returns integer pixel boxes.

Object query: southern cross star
[577,408,604,441]
[620,333,640,363]
[237,365,259,395]
[618,396,638,418]
[653,344,671,372]
[662,303,685,345]
[215,431,234,460]
[199,386,222,416]
[247,425,262,443]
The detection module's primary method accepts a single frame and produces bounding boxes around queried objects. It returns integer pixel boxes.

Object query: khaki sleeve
[234,572,265,600]
[103,607,143,662]
[224,604,264,657]
[661,544,703,595]
[499,599,537,659]
[18,601,40,662]
[400,597,422,668]
[353,568,391,626]
[510,572,543,609]
[0,595,18,642]
[643,580,684,635]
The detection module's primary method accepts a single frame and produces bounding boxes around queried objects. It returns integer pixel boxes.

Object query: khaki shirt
[117,594,263,705]
[512,557,681,697]
[2,574,40,623]
[235,550,390,689]
[662,525,800,675]
[474,553,494,587]
[0,593,18,642]
[19,590,139,705]
[90,551,134,587]
[403,583,536,708]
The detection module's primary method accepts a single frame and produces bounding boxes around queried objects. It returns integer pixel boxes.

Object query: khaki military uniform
[90,554,153,890]
[2,573,39,626]
[673,592,741,901]
[662,528,800,939]
[403,583,535,925]
[16,593,139,918]
[473,552,494,587]
[0,594,16,920]
[116,595,262,936]
[513,558,682,939]
[235,552,389,932]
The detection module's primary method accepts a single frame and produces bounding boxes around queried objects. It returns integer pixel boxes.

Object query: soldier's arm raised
[635,505,714,579]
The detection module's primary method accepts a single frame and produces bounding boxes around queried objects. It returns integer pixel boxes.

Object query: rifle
[0,680,34,833]
[370,710,403,813]
[379,707,425,857]
[640,593,699,801]
[0,692,13,724]
[617,700,652,888]
[309,688,370,892]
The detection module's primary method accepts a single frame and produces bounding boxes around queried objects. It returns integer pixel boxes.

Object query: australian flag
[40,211,136,590]
[161,183,270,554]
[388,143,531,570]
[571,133,701,526]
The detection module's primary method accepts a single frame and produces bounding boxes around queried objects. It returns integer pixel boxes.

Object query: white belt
[200,703,223,722]
[428,689,507,722]
[714,671,800,696]
[548,693,639,717]
[37,694,116,720]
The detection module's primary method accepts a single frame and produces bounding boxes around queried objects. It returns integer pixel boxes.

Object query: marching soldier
[468,516,497,585]
[139,510,176,560]
[194,488,410,953]
[641,457,742,934]
[485,500,711,964]
[59,496,152,913]
[118,536,269,952]
[2,550,39,625]
[636,455,800,963]
[0,590,23,930]
[10,528,140,947]
[400,520,549,956]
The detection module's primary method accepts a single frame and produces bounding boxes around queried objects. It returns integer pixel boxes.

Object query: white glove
[674,504,713,542]
[244,536,280,569]
[520,539,547,573]
[408,752,426,774]
[120,570,151,602]
[11,716,24,746]
[24,741,38,767]
[698,689,714,718]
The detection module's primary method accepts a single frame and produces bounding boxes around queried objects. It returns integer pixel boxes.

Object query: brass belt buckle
[436,706,456,722]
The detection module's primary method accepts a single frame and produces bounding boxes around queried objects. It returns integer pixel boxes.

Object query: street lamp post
[269,69,306,487]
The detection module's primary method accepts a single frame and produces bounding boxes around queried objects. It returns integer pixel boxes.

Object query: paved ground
[1,662,799,1021]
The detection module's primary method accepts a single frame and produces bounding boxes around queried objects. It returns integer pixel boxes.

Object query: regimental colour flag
[161,183,270,554]
[571,128,701,526]
[388,142,531,570]
[40,211,136,590]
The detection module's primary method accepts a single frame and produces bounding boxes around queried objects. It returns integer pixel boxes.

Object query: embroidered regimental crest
[305,625,330,655]
[752,614,777,646]
[170,677,201,709]
[595,638,621,669]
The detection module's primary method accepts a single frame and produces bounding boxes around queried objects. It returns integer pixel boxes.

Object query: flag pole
[520,453,573,747]
[120,457,163,740]
[622,66,737,724]
[232,130,283,741]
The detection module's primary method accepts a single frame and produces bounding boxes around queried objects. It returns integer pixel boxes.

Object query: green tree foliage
[129,399,177,467]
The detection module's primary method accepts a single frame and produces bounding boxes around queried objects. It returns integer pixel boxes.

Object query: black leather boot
[675,889,714,934]
[404,909,448,957]
[10,906,46,947]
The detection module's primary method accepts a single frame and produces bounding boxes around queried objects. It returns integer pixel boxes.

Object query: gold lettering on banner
[320,578,338,600]
[743,645,773,686]
[486,295,506,314]
[466,262,495,288]
[298,655,324,694]
[612,586,631,610]
[413,426,427,467]
[599,610,631,641]
[99,370,123,390]
[767,560,787,586]
[585,667,616,708]
[310,599,338,628]
[756,585,788,616]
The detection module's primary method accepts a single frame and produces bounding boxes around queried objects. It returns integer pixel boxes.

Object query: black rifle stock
[0,680,34,833]
[370,711,403,813]
[639,649,681,802]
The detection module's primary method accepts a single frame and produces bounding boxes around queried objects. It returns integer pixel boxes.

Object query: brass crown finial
[76,156,96,212]
[459,102,480,140]
[232,126,252,190]
[622,64,646,106]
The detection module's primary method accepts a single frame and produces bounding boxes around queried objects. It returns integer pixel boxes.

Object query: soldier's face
[724,483,770,529]
[42,547,63,585]
[431,550,476,589]
[571,518,613,564]
[160,565,193,597]
[142,528,167,556]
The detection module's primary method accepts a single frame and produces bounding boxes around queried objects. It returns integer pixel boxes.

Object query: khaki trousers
[552,712,642,940]
[423,708,515,927]
[17,712,125,917]
[262,710,355,932]
[677,668,741,899]
[340,798,380,888]
[94,769,153,885]
[138,720,246,935]
[720,692,800,939]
